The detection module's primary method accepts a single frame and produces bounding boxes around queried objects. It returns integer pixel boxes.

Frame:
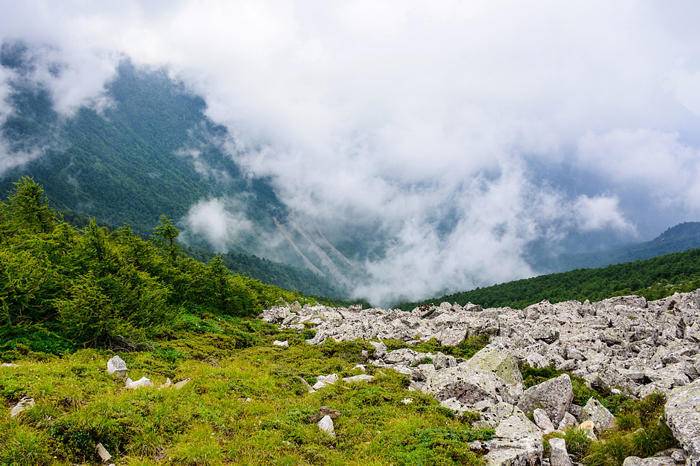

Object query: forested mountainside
[0,42,345,297]
[533,222,700,273]
[400,247,700,310]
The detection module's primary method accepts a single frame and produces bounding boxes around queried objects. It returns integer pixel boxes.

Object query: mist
[2,0,700,304]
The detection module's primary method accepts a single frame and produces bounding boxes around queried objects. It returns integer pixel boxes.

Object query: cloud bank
[2,0,700,303]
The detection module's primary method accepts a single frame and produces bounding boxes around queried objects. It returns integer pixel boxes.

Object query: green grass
[383,335,489,360]
[0,315,492,465]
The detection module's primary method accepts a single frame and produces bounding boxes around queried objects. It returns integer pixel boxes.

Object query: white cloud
[184,198,253,252]
[572,195,636,235]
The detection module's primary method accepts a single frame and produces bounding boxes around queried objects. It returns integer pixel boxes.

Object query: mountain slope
[399,247,700,310]
[0,44,345,297]
[535,222,700,272]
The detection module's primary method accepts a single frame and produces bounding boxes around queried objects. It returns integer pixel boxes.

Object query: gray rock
[558,412,578,431]
[517,374,573,426]
[272,340,289,348]
[317,415,335,437]
[665,378,700,463]
[466,346,523,386]
[10,396,34,417]
[533,408,555,434]
[621,457,676,466]
[313,373,339,390]
[342,374,375,383]
[125,376,152,389]
[549,438,572,466]
[96,443,112,463]
[580,398,615,434]
[485,410,543,466]
[107,355,127,378]
[424,365,516,407]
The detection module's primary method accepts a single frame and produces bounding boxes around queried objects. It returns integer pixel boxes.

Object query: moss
[383,335,489,360]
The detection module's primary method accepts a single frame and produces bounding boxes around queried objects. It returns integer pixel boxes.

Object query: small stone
[558,412,578,431]
[96,443,112,463]
[173,378,191,389]
[312,373,339,390]
[580,398,615,434]
[159,378,173,389]
[10,396,34,417]
[0,362,18,367]
[401,398,413,405]
[272,340,289,348]
[353,364,366,372]
[317,415,335,437]
[342,374,374,383]
[579,420,597,440]
[124,376,153,389]
[622,456,676,466]
[106,356,128,378]
[370,341,387,358]
[533,408,555,434]
[549,437,572,466]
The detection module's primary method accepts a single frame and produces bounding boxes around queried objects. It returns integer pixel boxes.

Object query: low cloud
[184,198,253,252]
[2,1,700,303]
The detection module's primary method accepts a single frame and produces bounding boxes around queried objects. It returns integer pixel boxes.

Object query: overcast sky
[2,1,700,303]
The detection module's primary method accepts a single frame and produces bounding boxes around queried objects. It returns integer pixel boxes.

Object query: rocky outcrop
[261,290,700,399]
[261,289,700,463]
[665,378,700,464]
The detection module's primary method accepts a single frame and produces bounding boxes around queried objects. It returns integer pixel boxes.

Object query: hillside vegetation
[0,177,318,356]
[400,248,700,310]
[0,178,494,465]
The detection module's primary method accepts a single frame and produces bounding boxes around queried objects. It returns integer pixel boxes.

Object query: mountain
[0,42,347,298]
[532,222,700,273]
[399,247,700,310]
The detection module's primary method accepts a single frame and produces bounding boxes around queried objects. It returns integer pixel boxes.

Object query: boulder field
[262,290,700,465]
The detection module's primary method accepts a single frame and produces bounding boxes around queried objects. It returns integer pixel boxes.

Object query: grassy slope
[400,248,700,310]
[0,316,491,465]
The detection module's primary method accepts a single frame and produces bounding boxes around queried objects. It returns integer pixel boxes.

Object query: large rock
[484,410,543,466]
[665,378,700,462]
[549,438,572,466]
[580,398,615,434]
[517,374,573,426]
[423,364,516,407]
[465,346,523,386]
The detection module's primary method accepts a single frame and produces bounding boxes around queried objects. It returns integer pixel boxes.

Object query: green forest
[401,248,700,310]
[0,177,317,356]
